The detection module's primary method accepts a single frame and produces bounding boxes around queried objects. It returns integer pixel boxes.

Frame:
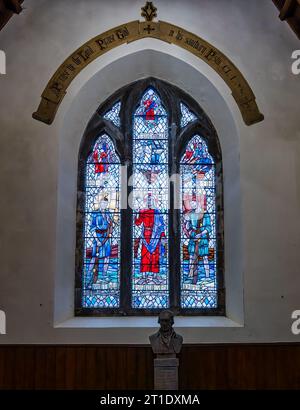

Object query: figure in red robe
[143,98,156,121]
[93,142,109,174]
[134,195,166,274]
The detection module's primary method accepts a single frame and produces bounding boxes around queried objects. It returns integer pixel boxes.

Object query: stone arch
[33,20,264,127]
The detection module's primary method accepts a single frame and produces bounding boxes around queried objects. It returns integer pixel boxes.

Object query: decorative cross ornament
[144,24,156,34]
[141,1,157,22]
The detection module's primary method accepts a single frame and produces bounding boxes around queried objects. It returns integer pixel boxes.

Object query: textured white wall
[0,0,299,343]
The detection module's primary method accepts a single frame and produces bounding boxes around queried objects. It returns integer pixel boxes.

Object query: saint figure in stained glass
[87,195,114,284]
[182,138,213,184]
[180,135,217,309]
[134,193,167,276]
[82,134,121,308]
[183,194,212,283]
[132,88,169,309]
[92,140,110,185]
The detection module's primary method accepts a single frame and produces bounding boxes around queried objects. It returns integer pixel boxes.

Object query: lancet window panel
[75,78,225,316]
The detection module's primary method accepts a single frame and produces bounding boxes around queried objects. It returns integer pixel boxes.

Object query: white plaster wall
[0,0,299,343]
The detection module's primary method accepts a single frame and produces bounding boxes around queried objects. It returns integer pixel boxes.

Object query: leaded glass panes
[180,102,197,128]
[103,101,121,128]
[180,135,217,308]
[77,79,224,316]
[82,134,121,308]
[132,88,169,309]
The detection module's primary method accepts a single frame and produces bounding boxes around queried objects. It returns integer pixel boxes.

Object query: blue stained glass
[132,88,169,309]
[180,135,217,308]
[103,101,121,128]
[82,134,121,308]
[180,102,197,128]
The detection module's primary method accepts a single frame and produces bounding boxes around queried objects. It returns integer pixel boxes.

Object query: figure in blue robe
[87,197,113,287]
[185,201,212,283]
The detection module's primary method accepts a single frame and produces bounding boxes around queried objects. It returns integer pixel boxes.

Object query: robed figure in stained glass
[93,141,109,173]
[87,195,114,286]
[92,140,111,188]
[134,194,166,277]
[143,96,157,123]
[180,134,217,308]
[83,134,121,308]
[183,195,212,283]
[182,139,213,184]
[131,88,169,308]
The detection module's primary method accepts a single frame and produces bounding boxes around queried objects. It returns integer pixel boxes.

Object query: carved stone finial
[141,1,157,22]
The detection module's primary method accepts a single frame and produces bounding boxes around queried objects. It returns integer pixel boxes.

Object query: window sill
[54,316,243,329]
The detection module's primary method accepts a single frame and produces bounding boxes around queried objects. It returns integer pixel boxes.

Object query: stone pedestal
[154,357,179,390]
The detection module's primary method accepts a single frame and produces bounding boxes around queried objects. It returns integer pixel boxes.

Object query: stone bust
[149,310,183,355]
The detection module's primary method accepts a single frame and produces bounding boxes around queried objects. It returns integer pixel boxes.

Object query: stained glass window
[82,134,121,308]
[103,101,121,128]
[132,88,169,309]
[180,135,217,308]
[180,102,197,128]
[76,79,224,316]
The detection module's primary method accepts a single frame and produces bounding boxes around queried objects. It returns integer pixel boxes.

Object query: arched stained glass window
[75,78,225,316]
[180,135,217,308]
[132,88,169,309]
[81,134,121,308]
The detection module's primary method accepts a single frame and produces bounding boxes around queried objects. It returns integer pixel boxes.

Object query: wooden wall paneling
[0,344,299,390]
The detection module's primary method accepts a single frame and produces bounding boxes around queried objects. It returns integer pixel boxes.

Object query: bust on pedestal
[149,310,183,390]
